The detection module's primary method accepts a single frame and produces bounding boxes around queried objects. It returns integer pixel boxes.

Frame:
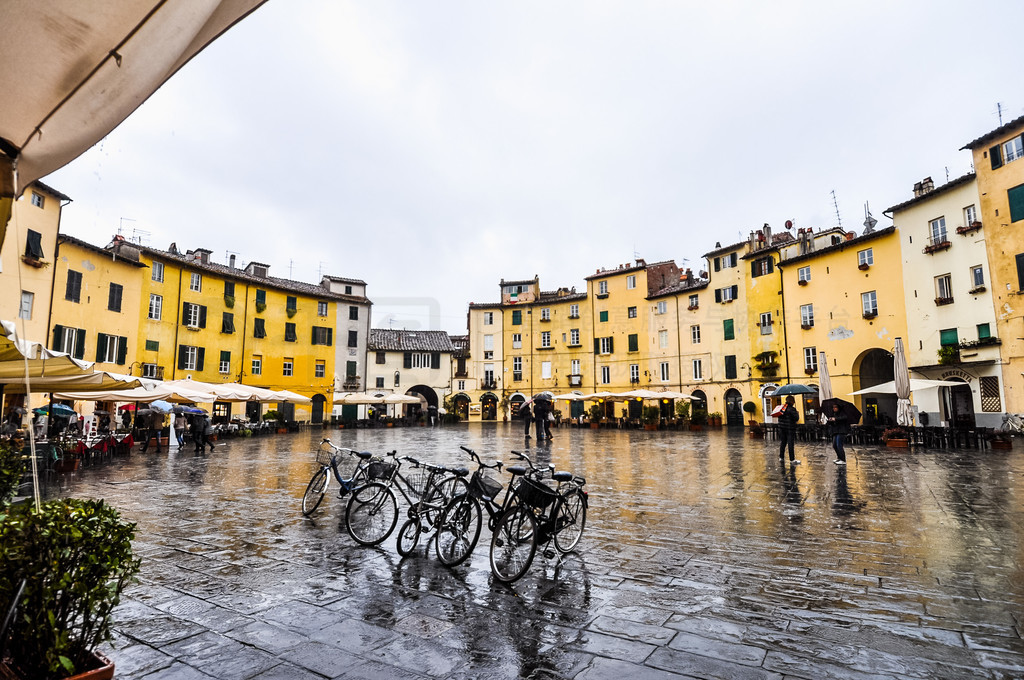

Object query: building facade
[366,329,455,416]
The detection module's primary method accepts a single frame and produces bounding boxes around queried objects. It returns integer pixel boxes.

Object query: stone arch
[853,348,896,426]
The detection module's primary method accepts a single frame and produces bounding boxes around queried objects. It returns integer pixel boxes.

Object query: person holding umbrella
[173,411,187,449]
[777,396,800,465]
[826,403,849,465]
[521,401,532,438]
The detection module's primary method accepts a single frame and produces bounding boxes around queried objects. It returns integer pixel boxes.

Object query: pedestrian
[428,403,438,427]
[174,412,187,448]
[534,399,549,441]
[544,408,554,439]
[202,415,215,452]
[777,396,800,465]
[142,411,163,453]
[121,408,132,432]
[521,402,532,438]
[826,403,849,465]
[192,414,205,452]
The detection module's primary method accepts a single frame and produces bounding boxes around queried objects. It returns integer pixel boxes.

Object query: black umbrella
[820,398,862,425]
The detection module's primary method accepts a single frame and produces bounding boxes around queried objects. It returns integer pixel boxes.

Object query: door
[725,389,743,426]
[311,395,326,424]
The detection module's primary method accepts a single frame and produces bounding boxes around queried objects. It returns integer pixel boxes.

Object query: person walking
[141,411,163,453]
[173,412,187,449]
[777,396,800,465]
[826,403,849,465]
[521,402,532,438]
[534,399,549,441]
[428,403,438,427]
[192,414,205,452]
[202,415,215,452]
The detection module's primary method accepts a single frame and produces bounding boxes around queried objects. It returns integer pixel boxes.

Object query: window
[688,294,699,309]
[660,362,670,381]
[626,274,636,289]
[255,289,266,307]
[725,355,737,380]
[513,356,522,381]
[394,370,402,386]
[598,281,608,295]
[148,294,162,320]
[714,253,738,270]
[348,330,358,347]
[692,359,703,380]
[96,333,127,364]
[403,352,436,369]
[972,266,985,288]
[512,310,522,325]
[183,302,206,328]
[18,291,33,320]
[862,291,878,316]
[254,318,266,338]
[347,305,357,321]
[715,286,738,303]
[1003,135,1024,164]
[541,308,550,321]
[569,329,580,345]
[189,272,202,292]
[178,345,203,371]
[980,376,1001,412]
[345,285,353,295]
[65,270,82,302]
[858,248,874,267]
[751,256,774,277]
[759,312,772,335]
[571,359,581,375]
[541,361,552,379]
[483,334,494,352]
[512,333,522,349]
[800,304,814,328]
[224,281,235,298]
[657,300,667,315]
[628,306,637,319]
[628,334,638,352]
[251,356,262,375]
[798,266,811,282]
[977,323,991,340]
[375,351,386,364]
[318,301,328,316]
[284,322,296,341]
[223,312,235,334]
[375,376,385,388]
[939,328,958,346]
[142,364,160,379]
[24,229,44,259]
[1009,184,1024,223]
[283,358,293,377]
[313,360,325,378]
[540,331,551,347]
[30,191,44,208]
[690,325,700,344]
[804,347,817,372]
[659,329,669,348]
[599,337,613,354]
[569,304,579,318]
[484,312,494,325]
[723,319,734,341]
[152,262,164,282]
[630,364,639,382]
[929,217,947,245]
[601,366,611,384]
[599,310,609,323]
[964,204,978,226]
[286,296,297,312]
[219,351,231,374]
[311,326,332,345]
[483,364,494,386]
[145,339,159,352]
[936,274,953,301]
[53,326,84,358]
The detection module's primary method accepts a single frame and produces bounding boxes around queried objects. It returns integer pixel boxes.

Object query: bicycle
[488,450,587,584]
[345,451,468,548]
[395,457,470,557]
[301,438,374,516]
[434,445,531,567]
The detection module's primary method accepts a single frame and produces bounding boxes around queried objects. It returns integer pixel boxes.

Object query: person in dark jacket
[777,396,800,465]
[826,403,849,465]
[521,402,532,438]
[534,399,549,441]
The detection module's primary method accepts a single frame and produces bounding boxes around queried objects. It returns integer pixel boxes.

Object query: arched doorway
[480,393,497,421]
[854,348,896,426]
[691,390,707,413]
[510,393,526,418]
[724,389,743,426]
[942,380,975,428]
[311,394,326,424]
[452,393,470,420]
[759,383,779,421]
[406,385,435,420]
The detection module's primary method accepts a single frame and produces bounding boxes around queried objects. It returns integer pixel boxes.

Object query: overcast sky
[46,1,1024,334]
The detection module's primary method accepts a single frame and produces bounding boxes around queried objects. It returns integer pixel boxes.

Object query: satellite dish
[785,220,794,230]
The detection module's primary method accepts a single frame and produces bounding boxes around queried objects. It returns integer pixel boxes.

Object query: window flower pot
[2,650,114,680]
[858,263,870,270]
[797,279,808,286]
[885,439,909,448]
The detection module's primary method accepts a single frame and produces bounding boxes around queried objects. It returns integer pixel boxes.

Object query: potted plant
[0,439,26,507]
[642,406,660,431]
[0,498,141,680]
[674,400,690,429]
[588,404,602,429]
[989,432,1013,450]
[708,411,723,427]
[882,426,910,448]
[498,393,510,422]
[690,410,707,431]
[937,345,959,365]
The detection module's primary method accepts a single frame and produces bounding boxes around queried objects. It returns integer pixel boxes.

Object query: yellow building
[777,226,909,425]
[961,114,1024,412]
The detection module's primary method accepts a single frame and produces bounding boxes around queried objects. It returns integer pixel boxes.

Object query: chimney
[913,177,935,197]
[229,254,236,268]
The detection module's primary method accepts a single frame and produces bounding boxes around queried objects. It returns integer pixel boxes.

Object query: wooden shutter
[25,229,43,258]
[182,302,191,323]
[178,345,188,369]
[95,333,108,362]
[731,285,738,299]
[990,144,1003,170]
[116,337,128,365]
[713,257,720,272]
[594,338,600,354]
[196,348,205,371]
[714,289,722,303]
[199,305,207,328]
[404,352,412,369]
[1008,184,1024,223]
[326,328,333,346]
[628,334,638,352]
[431,352,441,369]
[52,324,64,351]
[1016,253,1024,292]
[73,329,86,359]
[608,337,614,354]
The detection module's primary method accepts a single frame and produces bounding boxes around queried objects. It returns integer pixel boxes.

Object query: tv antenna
[831,190,843,229]
[288,259,294,279]
[863,201,877,234]
[997,102,1003,125]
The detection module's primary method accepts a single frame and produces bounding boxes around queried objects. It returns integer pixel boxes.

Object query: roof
[648,279,709,300]
[369,329,456,353]
[584,259,676,281]
[884,172,976,214]
[703,240,748,258]
[960,113,1024,150]
[31,180,72,202]
[500,276,538,287]
[449,335,469,358]
[58,234,147,267]
[777,226,897,267]
[136,245,370,303]
[321,274,367,286]
[468,302,505,310]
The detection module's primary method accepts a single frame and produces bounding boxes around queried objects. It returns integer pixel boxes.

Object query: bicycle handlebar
[461,445,503,471]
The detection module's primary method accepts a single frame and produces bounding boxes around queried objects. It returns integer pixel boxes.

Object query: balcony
[454,370,468,378]
[862,310,877,319]
[568,314,580,319]
[568,375,583,387]
[956,221,982,235]
[923,236,952,254]
[342,378,361,391]
[959,337,1001,350]
[934,296,954,306]
[481,380,497,390]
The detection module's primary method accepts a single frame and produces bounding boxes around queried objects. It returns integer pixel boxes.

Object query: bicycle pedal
[494,538,505,548]
[543,549,556,559]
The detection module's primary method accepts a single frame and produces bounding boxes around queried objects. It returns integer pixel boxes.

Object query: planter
[797,279,808,286]
[589,423,600,429]
[885,439,909,448]
[991,440,1012,450]
[689,424,703,431]
[2,651,114,680]
[643,424,658,431]
[276,428,288,434]
[858,263,870,270]
[146,436,169,448]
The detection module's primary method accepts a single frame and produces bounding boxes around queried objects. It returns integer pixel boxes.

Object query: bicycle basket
[315,442,334,467]
[405,466,429,496]
[471,472,503,500]
[368,460,397,480]
[516,478,558,509]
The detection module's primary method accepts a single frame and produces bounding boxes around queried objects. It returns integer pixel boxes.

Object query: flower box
[800,324,813,330]
[797,279,808,286]
[934,297,954,306]
[2,650,114,680]
[858,263,870,270]
[991,440,1012,450]
[804,368,816,375]
[687,305,699,311]
[956,222,982,235]
[689,424,703,431]
[886,439,909,448]
[968,286,986,294]
[923,241,951,254]
[863,312,877,319]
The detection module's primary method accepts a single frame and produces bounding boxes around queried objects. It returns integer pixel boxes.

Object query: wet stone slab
[38,426,1024,679]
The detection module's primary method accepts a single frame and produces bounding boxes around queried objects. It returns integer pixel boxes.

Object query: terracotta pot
[886,439,909,448]
[689,424,703,431]
[991,440,1012,450]
[644,424,658,431]
[277,428,288,434]
[2,651,113,680]
[589,423,600,429]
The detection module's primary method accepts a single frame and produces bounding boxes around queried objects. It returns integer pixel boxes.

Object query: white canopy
[54,383,218,404]
[551,391,586,401]
[382,393,421,404]
[849,379,964,396]
[0,318,93,381]
[334,392,384,405]
[161,377,248,401]
[3,370,154,393]
[273,390,312,405]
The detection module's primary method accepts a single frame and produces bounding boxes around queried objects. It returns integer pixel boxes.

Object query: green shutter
[404,352,412,369]
[599,310,608,322]
[116,337,128,365]
[725,355,737,380]
[220,350,231,363]
[196,348,205,371]
[1016,254,1024,291]
[939,328,959,346]
[990,144,1003,170]
[347,360,358,377]
[977,323,991,340]
[178,345,188,369]
[628,334,638,352]
[95,333,108,362]
[723,319,734,340]
[1008,184,1024,223]
[73,328,86,359]
[512,310,522,325]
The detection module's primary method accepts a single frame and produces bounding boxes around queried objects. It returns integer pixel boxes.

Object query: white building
[366,329,455,417]
[320,275,372,395]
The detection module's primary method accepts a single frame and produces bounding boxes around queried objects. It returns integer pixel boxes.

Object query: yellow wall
[587,266,649,391]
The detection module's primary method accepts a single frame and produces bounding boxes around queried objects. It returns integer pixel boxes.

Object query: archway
[724,389,743,426]
[942,380,975,428]
[311,394,326,424]
[854,348,896,426]
[480,392,497,421]
[759,383,779,421]
[691,390,707,413]
[510,393,526,418]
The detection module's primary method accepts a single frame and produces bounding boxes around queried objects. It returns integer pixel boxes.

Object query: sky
[45,1,1024,335]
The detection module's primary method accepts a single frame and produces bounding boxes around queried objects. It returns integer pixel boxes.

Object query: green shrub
[0,498,140,678]
[0,438,26,507]
[642,406,660,424]
[674,400,690,420]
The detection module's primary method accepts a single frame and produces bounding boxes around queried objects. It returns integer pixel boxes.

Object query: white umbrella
[273,390,312,405]
[551,391,586,400]
[582,391,630,402]
[162,377,248,401]
[848,379,962,396]
[54,384,218,403]
[654,390,697,400]
[382,393,421,404]
[893,338,912,426]
[818,350,834,424]
[618,389,665,400]
[334,392,385,405]
[0,319,94,380]
[1,369,154,393]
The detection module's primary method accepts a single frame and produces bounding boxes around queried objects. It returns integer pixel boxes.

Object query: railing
[923,235,951,254]
[934,296,954,306]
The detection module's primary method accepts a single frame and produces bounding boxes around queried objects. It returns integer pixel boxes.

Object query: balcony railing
[481,380,497,390]
[934,296,954,306]
[568,375,583,387]
[923,235,951,254]
[956,221,982,235]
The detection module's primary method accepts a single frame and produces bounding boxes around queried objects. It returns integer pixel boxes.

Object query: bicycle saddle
[506,465,527,476]
[552,471,574,482]
[357,451,373,459]
[451,466,469,477]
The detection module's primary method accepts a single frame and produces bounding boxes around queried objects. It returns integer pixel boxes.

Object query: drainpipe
[778,259,791,383]
[170,261,183,379]
[674,293,683,392]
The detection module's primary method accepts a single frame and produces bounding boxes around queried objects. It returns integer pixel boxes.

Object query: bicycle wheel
[346,482,398,546]
[436,495,482,568]
[553,489,587,553]
[423,475,469,526]
[489,506,537,583]
[396,519,421,557]
[301,468,329,516]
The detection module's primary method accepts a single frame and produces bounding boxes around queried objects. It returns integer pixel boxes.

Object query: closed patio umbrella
[818,351,834,424]
[893,337,912,426]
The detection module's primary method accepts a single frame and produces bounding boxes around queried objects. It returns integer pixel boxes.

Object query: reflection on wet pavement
[44,425,1024,678]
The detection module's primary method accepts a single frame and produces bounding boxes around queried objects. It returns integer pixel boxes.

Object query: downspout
[45,236,61,351]
[778,257,791,383]
[170,261,183,379]
[674,293,683,392]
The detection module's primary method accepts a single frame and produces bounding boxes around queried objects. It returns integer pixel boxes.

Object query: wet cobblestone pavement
[43,425,1024,679]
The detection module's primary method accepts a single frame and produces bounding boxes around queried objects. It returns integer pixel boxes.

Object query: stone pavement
[39,425,1024,679]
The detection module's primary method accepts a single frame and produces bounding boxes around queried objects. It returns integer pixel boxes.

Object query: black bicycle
[396,457,470,557]
[301,438,374,516]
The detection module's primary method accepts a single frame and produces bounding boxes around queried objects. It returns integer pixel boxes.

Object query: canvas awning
[334,392,385,405]
[2,370,154,393]
[848,379,963,396]
[272,390,312,405]
[54,383,219,404]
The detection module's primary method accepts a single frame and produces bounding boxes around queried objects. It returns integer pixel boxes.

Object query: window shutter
[199,305,207,328]
[731,285,738,299]
[25,230,44,259]
[767,258,774,274]
[715,289,722,303]
[326,328,333,346]
[178,345,188,369]
[182,302,191,323]
[95,333,108,362]
[116,337,128,365]
[404,352,412,369]
[751,261,758,277]
[431,352,441,369]
[628,334,638,352]
[74,328,86,359]
[196,348,205,371]
[594,338,600,354]
[1007,183,1024,223]
[1016,253,1024,291]
[990,144,1003,170]
[608,337,614,354]
[714,257,720,272]
[52,324,64,351]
